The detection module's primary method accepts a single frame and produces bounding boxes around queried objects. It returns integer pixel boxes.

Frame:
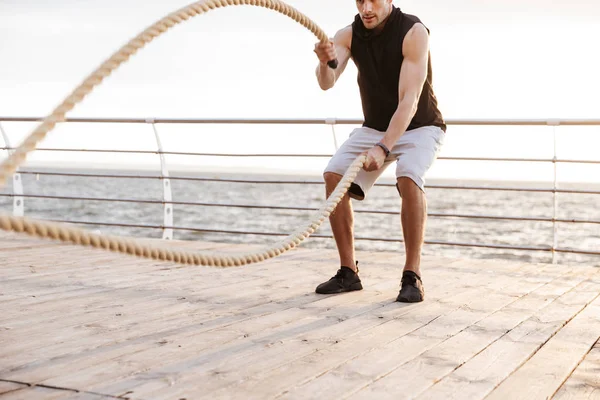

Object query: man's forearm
[380,98,418,149]
[316,63,336,90]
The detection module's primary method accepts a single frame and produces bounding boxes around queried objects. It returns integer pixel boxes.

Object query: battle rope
[0,0,366,266]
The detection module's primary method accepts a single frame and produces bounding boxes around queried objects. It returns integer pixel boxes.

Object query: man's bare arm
[314,26,352,91]
[379,23,429,149]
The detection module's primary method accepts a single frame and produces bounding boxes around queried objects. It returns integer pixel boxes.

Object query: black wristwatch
[375,142,391,158]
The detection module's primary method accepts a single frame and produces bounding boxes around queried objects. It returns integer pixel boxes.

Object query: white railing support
[150,122,173,240]
[0,123,24,217]
[552,126,559,264]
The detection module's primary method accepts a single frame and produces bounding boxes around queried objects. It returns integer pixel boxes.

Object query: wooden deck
[1,231,599,400]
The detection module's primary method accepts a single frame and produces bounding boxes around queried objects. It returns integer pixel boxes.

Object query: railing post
[326,118,339,151]
[0,122,24,217]
[548,119,560,264]
[148,119,173,240]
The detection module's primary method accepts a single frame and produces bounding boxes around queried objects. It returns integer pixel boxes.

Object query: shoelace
[401,274,419,287]
[331,267,359,283]
[332,269,345,281]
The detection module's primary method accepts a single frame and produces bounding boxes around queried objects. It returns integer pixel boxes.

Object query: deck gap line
[483,290,600,399]
[409,269,597,399]
[0,378,126,399]
[415,268,596,397]
[548,329,600,399]
[340,267,584,400]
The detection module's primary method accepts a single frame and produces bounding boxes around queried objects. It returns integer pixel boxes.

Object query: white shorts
[324,125,445,200]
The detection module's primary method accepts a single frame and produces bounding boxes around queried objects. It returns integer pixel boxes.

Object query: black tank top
[351,6,446,132]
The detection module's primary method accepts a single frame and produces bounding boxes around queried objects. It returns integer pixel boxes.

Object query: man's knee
[396,176,423,197]
[323,172,342,191]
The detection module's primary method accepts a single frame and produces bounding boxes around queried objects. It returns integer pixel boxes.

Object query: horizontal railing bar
[0,193,164,205]
[2,148,159,154]
[2,117,600,126]
[445,119,600,126]
[554,248,600,256]
[438,156,600,164]
[424,212,600,224]
[0,147,333,158]
[41,218,600,256]
[424,184,600,195]
[11,170,600,195]
[48,219,165,231]
[311,235,552,252]
[4,193,600,225]
[2,147,600,165]
[18,171,163,180]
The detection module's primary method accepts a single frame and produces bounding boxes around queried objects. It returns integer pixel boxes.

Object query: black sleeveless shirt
[351,6,446,132]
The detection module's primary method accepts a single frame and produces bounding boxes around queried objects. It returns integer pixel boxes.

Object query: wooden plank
[0,268,203,328]
[0,249,457,337]
[2,239,314,286]
[1,267,325,373]
[52,392,114,400]
[278,295,548,398]
[553,339,600,400]
[0,385,111,400]
[14,290,386,396]
[0,241,60,252]
[0,251,167,286]
[1,249,288,302]
[50,299,393,395]
[478,293,600,400]
[90,305,454,397]
[214,273,557,400]
[1,260,299,333]
[0,257,288,327]
[0,386,60,400]
[0,381,27,395]
[1,246,184,283]
[93,261,555,399]
[0,269,162,317]
[413,276,600,400]
[345,271,597,399]
[4,253,406,376]
[0,237,259,283]
[0,247,312,318]
[16,260,476,394]
[3,232,599,399]
[11,278,400,387]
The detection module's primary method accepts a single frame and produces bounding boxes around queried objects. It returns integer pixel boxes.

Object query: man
[313,0,446,302]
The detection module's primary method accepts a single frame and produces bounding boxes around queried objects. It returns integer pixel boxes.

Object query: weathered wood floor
[1,231,599,400]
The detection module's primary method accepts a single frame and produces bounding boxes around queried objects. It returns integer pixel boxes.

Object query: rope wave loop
[0,0,366,267]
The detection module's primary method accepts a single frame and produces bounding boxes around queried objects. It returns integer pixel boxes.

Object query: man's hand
[314,40,337,66]
[314,28,351,90]
[362,145,387,172]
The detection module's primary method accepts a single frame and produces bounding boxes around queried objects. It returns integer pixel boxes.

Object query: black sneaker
[315,264,363,294]
[396,270,424,303]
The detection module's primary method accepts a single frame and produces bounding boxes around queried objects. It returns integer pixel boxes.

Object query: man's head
[356,0,393,30]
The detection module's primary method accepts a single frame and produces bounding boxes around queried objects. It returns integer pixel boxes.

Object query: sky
[1,0,599,182]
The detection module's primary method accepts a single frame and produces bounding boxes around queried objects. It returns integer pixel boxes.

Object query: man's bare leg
[397,177,427,277]
[324,172,356,271]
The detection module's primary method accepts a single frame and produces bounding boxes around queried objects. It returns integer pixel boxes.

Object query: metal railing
[1,116,600,263]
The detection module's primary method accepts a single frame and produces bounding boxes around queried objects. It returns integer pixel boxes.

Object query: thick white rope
[0,0,366,266]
